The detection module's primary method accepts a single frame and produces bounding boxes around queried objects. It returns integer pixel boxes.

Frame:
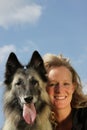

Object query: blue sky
[0,0,87,127]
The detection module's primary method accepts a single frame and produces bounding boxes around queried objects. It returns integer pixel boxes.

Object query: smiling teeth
[54,96,66,100]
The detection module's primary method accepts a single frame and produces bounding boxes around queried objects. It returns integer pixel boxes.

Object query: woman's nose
[54,84,63,93]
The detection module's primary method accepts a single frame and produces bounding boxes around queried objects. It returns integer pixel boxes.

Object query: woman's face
[47,66,75,110]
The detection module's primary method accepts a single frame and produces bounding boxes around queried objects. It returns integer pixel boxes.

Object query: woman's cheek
[47,87,54,95]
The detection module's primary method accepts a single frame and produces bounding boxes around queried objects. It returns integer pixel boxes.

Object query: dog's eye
[31,79,38,86]
[16,81,21,86]
[15,79,24,86]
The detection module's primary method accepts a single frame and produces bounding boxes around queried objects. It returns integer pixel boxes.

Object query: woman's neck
[52,106,72,130]
[54,105,72,123]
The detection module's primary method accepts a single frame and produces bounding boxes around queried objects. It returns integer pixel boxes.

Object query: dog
[2,51,52,130]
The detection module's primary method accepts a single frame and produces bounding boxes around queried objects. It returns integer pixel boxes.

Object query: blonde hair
[43,53,87,108]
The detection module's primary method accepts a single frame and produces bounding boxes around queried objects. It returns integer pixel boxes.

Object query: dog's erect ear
[27,50,47,82]
[4,52,23,85]
[28,51,43,68]
[6,52,23,70]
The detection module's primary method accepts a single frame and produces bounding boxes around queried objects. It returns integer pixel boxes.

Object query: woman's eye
[64,83,70,86]
[49,84,54,87]
[48,83,56,87]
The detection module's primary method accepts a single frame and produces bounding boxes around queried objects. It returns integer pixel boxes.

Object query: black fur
[2,51,52,130]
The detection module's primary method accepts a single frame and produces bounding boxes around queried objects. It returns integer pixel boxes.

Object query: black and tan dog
[2,51,52,130]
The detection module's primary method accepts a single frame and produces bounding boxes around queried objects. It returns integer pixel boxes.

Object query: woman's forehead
[48,66,72,81]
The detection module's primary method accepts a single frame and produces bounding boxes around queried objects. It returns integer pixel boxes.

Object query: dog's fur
[2,51,52,130]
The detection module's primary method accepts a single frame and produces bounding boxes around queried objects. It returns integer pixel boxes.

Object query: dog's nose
[24,96,33,103]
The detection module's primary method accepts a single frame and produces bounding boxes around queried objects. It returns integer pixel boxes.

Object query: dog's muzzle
[24,96,33,103]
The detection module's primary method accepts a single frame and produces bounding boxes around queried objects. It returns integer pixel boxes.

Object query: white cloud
[20,40,39,53]
[0,45,16,64]
[0,0,42,28]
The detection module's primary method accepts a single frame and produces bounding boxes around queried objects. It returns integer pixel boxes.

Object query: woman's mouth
[54,96,66,100]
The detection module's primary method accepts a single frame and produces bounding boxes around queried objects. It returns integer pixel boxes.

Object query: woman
[43,53,87,130]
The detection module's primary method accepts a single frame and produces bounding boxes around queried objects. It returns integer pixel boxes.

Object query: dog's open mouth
[23,103,36,125]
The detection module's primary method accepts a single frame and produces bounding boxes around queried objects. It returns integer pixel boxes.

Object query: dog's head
[4,50,50,124]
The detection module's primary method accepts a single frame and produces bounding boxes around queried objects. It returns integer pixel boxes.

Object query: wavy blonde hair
[43,53,87,108]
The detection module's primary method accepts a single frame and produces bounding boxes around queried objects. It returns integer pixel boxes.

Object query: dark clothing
[51,107,87,130]
[72,107,87,130]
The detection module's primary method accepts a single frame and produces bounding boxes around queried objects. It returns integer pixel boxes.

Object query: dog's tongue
[23,103,36,124]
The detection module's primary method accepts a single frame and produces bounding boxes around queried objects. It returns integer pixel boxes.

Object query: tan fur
[2,51,52,130]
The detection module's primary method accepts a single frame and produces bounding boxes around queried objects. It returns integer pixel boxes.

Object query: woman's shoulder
[72,107,87,129]
[73,107,87,118]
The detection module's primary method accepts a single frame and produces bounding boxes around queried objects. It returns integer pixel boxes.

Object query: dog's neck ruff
[50,111,58,130]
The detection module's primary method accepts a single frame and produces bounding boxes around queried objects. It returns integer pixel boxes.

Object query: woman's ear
[72,82,76,93]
